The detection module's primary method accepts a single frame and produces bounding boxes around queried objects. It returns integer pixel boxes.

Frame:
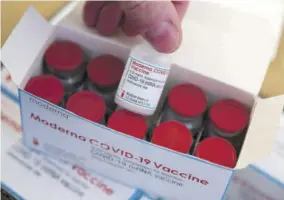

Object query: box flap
[172,1,284,95]
[236,95,284,169]
[1,6,53,86]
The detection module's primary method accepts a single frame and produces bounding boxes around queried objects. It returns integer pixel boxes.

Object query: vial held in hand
[115,43,171,116]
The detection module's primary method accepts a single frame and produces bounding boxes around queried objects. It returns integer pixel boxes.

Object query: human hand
[83,1,189,53]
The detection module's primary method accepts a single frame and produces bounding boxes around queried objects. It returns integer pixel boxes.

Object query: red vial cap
[168,84,207,117]
[210,99,249,133]
[152,121,193,153]
[195,137,237,168]
[25,75,64,105]
[66,91,106,123]
[87,55,124,87]
[107,109,147,139]
[45,41,83,72]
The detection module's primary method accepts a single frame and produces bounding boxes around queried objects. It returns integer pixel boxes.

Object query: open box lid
[235,95,284,169]
[1,6,284,169]
[59,1,284,96]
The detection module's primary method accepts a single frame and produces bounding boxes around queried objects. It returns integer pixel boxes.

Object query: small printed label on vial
[116,57,170,110]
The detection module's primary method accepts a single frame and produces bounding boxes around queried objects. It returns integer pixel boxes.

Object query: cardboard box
[224,114,284,200]
[0,86,143,200]
[1,65,284,200]
[2,77,283,200]
[1,142,141,200]
[225,150,284,200]
[224,164,284,200]
[2,1,284,199]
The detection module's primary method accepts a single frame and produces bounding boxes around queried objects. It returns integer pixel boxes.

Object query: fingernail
[144,21,180,53]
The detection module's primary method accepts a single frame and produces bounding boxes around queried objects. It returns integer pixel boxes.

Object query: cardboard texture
[2,2,284,199]
[1,1,66,47]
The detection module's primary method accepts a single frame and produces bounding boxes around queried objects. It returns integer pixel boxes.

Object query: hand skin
[83,1,189,53]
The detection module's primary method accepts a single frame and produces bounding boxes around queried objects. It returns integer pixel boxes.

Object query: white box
[2,77,283,200]
[225,119,284,200]
[225,153,284,200]
[0,91,141,200]
[2,1,284,199]
[1,142,141,200]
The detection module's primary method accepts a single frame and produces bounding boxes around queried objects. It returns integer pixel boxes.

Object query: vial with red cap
[44,41,86,98]
[115,105,156,140]
[25,75,64,106]
[87,55,124,115]
[195,137,237,168]
[66,91,106,124]
[206,99,249,148]
[151,121,193,153]
[160,84,207,137]
[107,109,148,139]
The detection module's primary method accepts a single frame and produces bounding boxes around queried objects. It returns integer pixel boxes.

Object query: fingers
[83,1,186,53]
[172,0,189,20]
[120,1,182,53]
[96,2,123,36]
[83,1,105,27]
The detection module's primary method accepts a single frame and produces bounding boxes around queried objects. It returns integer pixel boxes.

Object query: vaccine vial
[25,75,64,106]
[206,99,249,149]
[66,91,106,124]
[195,137,237,168]
[87,55,124,115]
[107,109,148,139]
[115,106,155,140]
[151,121,193,153]
[44,41,86,99]
[107,109,147,139]
[115,43,171,116]
[160,84,207,137]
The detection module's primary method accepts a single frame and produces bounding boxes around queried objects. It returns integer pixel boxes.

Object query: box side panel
[18,24,132,89]
[1,87,138,200]
[237,95,284,169]
[254,152,284,185]
[2,142,137,200]
[225,165,284,200]
[1,7,53,87]
[1,67,19,97]
[19,89,233,200]
[18,30,57,89]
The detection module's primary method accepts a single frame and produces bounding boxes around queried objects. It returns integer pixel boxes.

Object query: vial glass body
[160,84,207,136]
[44,41,87,100]
[87,82,117,114]
[115,43,171,116]
[87,55,125,115]
[205,99,249,150]
[161,106,204,137]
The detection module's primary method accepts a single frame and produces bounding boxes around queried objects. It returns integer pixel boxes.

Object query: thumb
[120,1,182,53]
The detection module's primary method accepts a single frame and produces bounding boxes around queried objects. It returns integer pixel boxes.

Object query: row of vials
[25,40,250,169]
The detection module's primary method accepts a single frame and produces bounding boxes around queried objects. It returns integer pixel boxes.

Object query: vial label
[116,56,170,111]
